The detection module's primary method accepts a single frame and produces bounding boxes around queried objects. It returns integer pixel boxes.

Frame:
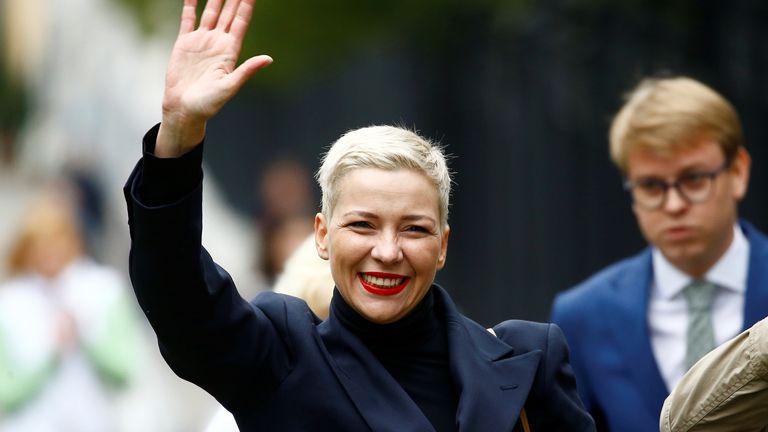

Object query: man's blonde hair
[316,125,451,227]
[609,76,743,174]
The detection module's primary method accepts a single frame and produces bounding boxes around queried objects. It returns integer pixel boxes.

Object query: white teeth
[362,274,404,288]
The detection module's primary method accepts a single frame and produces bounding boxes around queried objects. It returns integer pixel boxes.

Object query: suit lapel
[436,288,542,432]
[317,312,435,432]
[605,251,669,415]
[742,221,768,327]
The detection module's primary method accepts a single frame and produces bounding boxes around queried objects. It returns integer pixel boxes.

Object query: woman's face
[315,167,449,324]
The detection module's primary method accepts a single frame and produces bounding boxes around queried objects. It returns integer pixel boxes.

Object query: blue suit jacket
[124,156,595,431]
[551,221,768,432]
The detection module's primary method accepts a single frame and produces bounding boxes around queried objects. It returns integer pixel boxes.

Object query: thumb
[229,55,273,90]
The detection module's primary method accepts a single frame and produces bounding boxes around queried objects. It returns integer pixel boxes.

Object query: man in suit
[551,76,768,431]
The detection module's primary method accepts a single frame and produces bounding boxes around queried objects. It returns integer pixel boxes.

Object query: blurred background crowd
[1,0,768,430]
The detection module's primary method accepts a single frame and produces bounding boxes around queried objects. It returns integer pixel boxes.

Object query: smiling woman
[316,163,449,324]
[123,0,595,431]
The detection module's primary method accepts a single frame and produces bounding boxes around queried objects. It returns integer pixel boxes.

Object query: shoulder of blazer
[249,291,323,346]
[742,219,768,251]
[552,248,652,317]
[491,319,551,354]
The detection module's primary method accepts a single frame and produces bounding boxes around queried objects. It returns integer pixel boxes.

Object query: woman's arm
[123,0,286,409]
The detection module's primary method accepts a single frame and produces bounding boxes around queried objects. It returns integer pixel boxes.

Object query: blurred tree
[0,30,28,164]
[112,0,535,87]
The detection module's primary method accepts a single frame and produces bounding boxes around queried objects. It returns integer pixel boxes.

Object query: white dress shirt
[648,225,749,391]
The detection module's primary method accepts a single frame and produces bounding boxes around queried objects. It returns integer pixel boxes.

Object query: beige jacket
[660,316,768,432]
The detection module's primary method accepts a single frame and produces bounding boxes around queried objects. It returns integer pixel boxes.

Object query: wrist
[156,112,206,158]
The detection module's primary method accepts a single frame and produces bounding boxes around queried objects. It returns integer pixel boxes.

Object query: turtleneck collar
[330,286,441,351]
[328,286,458,432]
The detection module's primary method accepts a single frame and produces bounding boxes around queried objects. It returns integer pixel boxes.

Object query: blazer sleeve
[123,127,292,410]
[660,316,768,432]
[503,321,596,431]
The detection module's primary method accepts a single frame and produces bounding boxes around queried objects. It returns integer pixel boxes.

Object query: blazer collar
[317,286,541,432]
[437,286,541,431]
[606,250,669,416]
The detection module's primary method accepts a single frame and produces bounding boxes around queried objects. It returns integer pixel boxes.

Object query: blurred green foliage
[113,0,535,88]
[0,48,27,136]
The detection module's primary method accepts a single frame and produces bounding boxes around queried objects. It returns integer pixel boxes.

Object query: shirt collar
[652,224,749,300]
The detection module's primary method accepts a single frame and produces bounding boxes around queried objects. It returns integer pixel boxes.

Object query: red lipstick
[358,272,410,296]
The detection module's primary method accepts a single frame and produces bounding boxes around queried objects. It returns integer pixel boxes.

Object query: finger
[179,0,198,35]
[229,0,255,41]
[228,55,273,90]
[199,0,224,30]
[216,0,241,32]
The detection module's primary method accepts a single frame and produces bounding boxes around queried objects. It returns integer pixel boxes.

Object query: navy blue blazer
[124,158,595,431]
[551,221,768,432]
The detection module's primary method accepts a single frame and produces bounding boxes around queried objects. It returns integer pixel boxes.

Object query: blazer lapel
[436,287,542,432]
[742,221,768,327]
[606,251,669,414]
[316,313,435,432]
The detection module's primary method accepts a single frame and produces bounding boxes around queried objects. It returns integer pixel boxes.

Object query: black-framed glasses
[624,159,732,210]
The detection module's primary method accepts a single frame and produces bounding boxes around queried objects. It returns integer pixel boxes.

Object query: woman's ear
[437,225,450,270]
[314,213,330,260]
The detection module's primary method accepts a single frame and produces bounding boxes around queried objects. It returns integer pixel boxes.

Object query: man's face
[314,167,449,324]
[627,138,750,276]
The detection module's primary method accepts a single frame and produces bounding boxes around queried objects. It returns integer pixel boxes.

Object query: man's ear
[436,225,450,270]
[730,147,751,201]
[314,213,330,260]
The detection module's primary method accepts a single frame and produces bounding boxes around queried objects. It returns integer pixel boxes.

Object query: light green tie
[683,280,717,369]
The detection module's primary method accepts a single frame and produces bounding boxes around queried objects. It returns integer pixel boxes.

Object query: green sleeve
[84,295,140,387]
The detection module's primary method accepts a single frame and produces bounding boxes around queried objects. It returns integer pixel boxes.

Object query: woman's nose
[371,234,403,264]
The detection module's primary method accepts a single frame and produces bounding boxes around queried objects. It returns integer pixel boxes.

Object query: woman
[1,191,138,432]
[124,0,594,430]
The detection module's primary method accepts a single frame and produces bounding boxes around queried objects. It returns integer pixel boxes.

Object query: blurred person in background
[258,213,314,285]
[204,233,334,432]
[0,188,140,432]
[256,158,314,227]
[123,0,595,429]
[551,76,768,431]
[254,158,315,286]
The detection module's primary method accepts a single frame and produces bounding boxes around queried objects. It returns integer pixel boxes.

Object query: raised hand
[156,0,272,157]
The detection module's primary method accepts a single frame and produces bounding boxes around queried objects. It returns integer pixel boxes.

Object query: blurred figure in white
[204,234,334,432]
[0,188,140,432]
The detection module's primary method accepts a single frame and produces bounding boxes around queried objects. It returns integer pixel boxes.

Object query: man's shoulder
[555,248,651,303]
[742,219,768,247]
[551,248,652,333]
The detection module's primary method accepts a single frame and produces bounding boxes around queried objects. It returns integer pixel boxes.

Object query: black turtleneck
[331,288,459,432]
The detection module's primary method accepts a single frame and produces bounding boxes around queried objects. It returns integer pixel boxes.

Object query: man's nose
[663,186,689,213]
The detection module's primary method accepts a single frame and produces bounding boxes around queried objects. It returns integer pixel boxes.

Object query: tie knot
[683,280,716,311]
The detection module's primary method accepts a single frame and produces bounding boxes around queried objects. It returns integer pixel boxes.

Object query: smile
[358,272,410,296]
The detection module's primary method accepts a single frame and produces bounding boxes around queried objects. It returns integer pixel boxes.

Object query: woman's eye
[405,225,430,233]
[349,221,373,229]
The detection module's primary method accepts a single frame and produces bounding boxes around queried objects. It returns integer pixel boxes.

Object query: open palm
[157,0,271,156]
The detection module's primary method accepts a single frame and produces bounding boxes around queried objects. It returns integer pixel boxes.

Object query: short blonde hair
[609,77,743,173]
[316,125,451,227]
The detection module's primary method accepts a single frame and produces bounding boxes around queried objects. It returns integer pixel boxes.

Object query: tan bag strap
[520,408,530,432]
[487,328,530,432]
